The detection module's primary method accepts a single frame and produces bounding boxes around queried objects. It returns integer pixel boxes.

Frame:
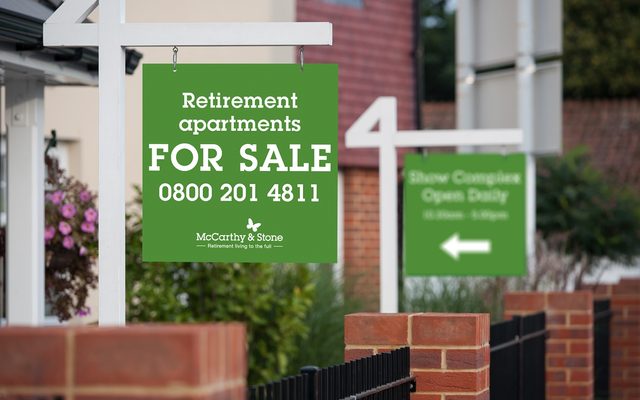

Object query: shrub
[536,148,640,289]
[125,187,313,385]
[402,278,505,322]
[286,266,361,374]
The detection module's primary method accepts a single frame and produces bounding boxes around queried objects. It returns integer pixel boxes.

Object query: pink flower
[47,190,65,205]
[62,235,75,249]
[84,208,98,222]
[81,221,95,233]
[60,203,77,219]
[79,246,88,256]
[75,307,91,317]
[79,190,92,202]
[45,226,56,242]
[58,221,72,235]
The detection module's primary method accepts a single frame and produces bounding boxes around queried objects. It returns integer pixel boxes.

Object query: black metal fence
[594,299,613,400]
[490,311,547,400]
[248,347,415,400]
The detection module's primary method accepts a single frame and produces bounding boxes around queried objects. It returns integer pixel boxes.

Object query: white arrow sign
[441,233,492,260]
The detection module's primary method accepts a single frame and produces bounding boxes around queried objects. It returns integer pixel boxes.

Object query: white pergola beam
[44,22,332,47]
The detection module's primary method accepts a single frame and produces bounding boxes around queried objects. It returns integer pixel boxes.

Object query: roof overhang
[0,0,142,86]
[0,43,97,85]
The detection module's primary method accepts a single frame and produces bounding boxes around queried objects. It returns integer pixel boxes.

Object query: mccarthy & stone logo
[195,218,285,250]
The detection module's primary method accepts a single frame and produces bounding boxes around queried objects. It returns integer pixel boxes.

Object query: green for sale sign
[142,64,337,263]
[403,153,526,276]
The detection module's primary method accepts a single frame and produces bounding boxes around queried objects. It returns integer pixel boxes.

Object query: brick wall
[563,99,640,192]
[0,324,246,400]
[343,168,380,308]
[297,0,418,167]
[504,292,594,400]
[584,278,640,400]
[344,313,490,399]
[422,99,640,192]
[298,0,417,310]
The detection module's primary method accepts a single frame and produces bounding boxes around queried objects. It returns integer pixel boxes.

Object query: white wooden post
[97,0,127,326]
[6,79,45,325]
[43,0,332,325]
[346,97,523,313]
[378,98,399,313]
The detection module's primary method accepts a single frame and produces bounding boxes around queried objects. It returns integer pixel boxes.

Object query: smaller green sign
[404,153,526,276]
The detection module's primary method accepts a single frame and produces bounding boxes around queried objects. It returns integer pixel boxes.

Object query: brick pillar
[344,313,490,400]
[0,323,246,400]
[504,291,594,399]
[584,278,640,400]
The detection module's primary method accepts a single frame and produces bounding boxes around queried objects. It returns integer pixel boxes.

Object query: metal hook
[45,129,58,157]
[172,46,178,72]
[299,46,304,71]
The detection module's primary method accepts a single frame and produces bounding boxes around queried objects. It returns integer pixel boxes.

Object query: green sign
[143,64,338,263]
[403,153,526,276]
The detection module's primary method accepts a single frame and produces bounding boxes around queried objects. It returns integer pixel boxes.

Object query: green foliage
[564,0,640,98]
[286,266,361,374]
[418,0,640,100]
[126,187,314,385]
[401,278,505,322]
[536,149,640,284]
[421,0,455,101]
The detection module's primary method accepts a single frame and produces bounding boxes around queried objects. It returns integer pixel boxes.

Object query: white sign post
[346,97,523,313]
[43,0,332,326]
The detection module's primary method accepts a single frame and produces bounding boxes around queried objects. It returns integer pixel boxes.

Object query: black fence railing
[248,347,415,400]
[490,311,547,400]
[594,299,613,400]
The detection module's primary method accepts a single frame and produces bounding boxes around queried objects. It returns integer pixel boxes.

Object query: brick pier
[0,324,246,400]
[345,313,490,400]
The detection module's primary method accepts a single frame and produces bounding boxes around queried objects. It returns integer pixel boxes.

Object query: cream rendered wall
[42,0,295,324]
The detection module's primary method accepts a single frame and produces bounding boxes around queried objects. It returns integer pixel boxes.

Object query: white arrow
[441,233,491,260]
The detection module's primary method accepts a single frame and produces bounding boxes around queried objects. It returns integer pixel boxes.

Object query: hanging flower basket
[44,156,98,321]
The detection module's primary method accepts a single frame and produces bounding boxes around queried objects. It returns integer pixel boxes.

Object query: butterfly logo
[246,218,262,232]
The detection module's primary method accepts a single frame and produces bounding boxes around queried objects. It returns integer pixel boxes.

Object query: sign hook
[172,46,178,72]
[299,46,304,71]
